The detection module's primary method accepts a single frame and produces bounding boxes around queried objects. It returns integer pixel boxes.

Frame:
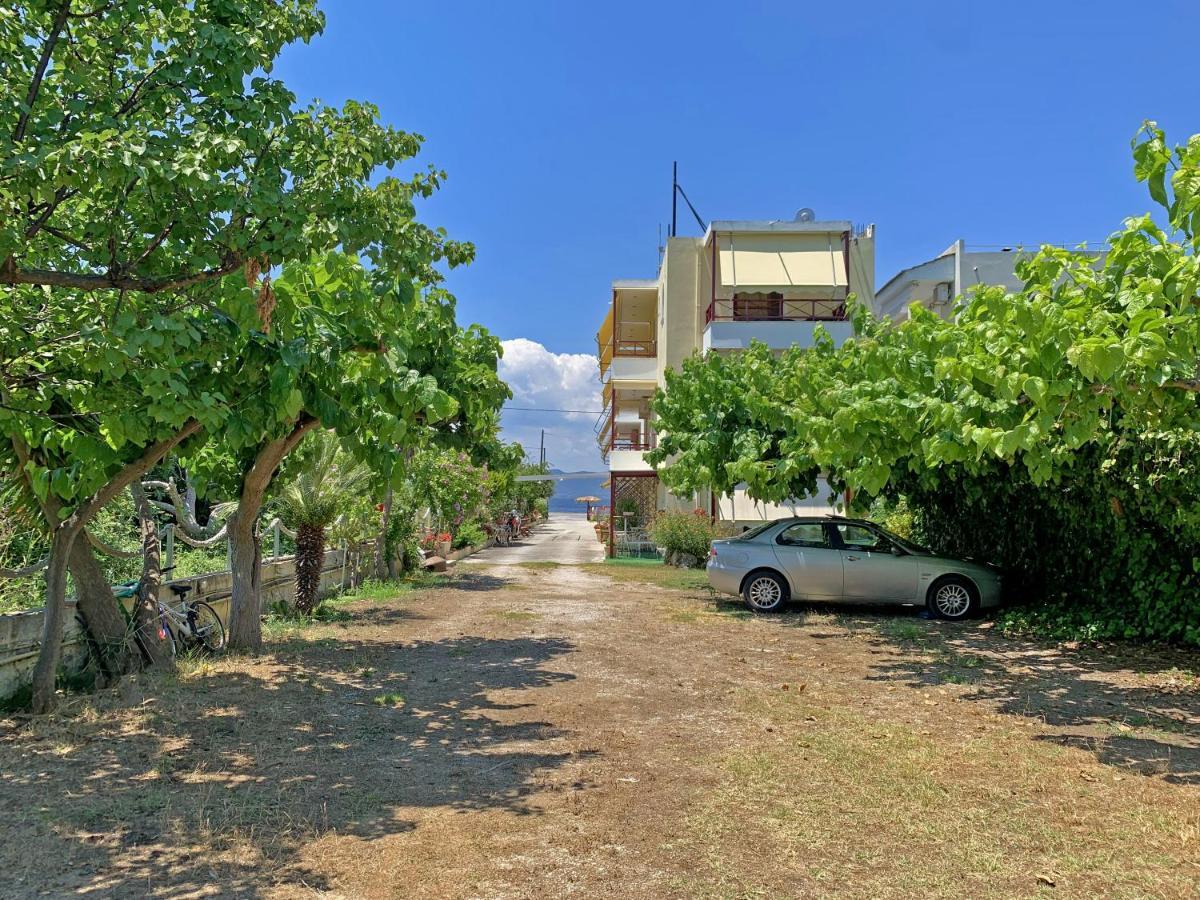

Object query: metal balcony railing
[705,297,846,324]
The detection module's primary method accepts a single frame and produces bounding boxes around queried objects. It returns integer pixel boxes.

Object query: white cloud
[498,338,604,472]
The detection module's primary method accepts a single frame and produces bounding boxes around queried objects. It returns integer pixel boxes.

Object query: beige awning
[716,231,847,298]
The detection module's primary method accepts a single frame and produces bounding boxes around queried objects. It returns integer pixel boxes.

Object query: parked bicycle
[113,568,226,657]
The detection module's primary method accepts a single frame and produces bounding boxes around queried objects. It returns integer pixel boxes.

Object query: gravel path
[460,512,605,565]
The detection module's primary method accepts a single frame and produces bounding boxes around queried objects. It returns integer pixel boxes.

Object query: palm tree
[276,432,371,614]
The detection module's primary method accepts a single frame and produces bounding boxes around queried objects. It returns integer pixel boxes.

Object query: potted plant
[436,531,452,557]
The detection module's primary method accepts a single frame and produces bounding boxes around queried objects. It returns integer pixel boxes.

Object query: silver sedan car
[707,516,1002,619]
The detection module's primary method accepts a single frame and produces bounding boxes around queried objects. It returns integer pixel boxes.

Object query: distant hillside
[547,471,608,514]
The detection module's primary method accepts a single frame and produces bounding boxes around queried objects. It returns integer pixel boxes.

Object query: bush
[868,496,914,540]
[649,509,715,567]
[453,522,487,550]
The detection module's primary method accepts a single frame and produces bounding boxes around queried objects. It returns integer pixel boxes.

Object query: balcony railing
[612,434,655,451]
[705,297,846,324]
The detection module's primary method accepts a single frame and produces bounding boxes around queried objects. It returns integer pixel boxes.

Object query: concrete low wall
[0,544,376,702]
[445,539,494,563]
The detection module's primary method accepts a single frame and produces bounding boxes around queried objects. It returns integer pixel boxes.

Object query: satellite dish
[795,208,816,223]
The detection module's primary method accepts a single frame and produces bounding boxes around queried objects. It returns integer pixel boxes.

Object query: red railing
[613,321,656,356]
[612,435,655,451]
[705,297,847,324]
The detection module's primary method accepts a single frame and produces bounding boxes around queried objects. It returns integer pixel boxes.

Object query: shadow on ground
[0,631,579,897]
[708,594,1200,786]
[448,571,512,592]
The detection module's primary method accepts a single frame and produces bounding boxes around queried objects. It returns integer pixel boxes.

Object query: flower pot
[438,540,451,557]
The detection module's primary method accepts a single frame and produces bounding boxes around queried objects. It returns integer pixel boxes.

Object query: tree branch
[85,528,139,559]
[0,555,50,578]
[130,220,175,269]
[0,254,244,294]
[115,57,169,117]
[142,474,226,538]
[13,1,72,144]
[66,419,204,535]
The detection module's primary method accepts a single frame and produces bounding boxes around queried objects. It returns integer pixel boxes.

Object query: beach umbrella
[575,495,600,517]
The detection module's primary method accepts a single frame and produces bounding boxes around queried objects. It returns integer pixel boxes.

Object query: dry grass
[674,692,1196,898]
[1,565,1196,898]
[581,560,712,591]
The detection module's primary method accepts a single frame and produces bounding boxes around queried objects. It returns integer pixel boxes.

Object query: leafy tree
[411,447,489,535]
[0,0,472,710]
[203,253,462,651]
[275,431,370,614]
[370,290,511,578]
[650,124,1200,644]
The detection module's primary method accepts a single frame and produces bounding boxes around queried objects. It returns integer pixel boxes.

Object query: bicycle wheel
[190,600,226,652]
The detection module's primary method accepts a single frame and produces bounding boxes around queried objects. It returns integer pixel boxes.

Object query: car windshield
[873,525,931,555]
[735,521,777,541]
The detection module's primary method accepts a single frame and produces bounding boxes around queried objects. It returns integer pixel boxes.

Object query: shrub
[453,522,487,550]
[868,496,914,540]
[649,509,715,567]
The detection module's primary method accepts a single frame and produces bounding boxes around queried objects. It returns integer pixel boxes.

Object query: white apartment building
[873,239,1025,321]
[596,215,875,554]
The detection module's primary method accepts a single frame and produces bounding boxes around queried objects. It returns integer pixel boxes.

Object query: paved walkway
[460,512,605,564]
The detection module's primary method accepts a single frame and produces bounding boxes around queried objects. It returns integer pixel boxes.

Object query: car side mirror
[890,545,906,556]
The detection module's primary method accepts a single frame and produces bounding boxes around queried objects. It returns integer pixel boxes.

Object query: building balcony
[702,297,854,352]
[609,447,655,473]
[598,280,658,381]
[597,385,656,469]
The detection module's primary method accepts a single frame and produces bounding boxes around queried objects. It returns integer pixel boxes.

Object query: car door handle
[845,555,860,561]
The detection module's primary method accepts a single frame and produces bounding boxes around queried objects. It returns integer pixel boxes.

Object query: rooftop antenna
[671,162,677,238]
[671,161,706,237]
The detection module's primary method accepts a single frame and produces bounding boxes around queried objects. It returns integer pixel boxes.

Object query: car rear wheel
[926,575,978,621]
[743,571,788,613]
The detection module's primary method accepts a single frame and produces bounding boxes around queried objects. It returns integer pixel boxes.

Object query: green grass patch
[493,609,541,622]
[584,561,712,592]
[330,572,448,605]
[371,692,405,708]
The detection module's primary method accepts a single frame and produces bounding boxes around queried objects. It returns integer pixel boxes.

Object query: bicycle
[113,568,227,657]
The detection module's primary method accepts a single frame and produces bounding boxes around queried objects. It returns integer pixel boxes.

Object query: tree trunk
[226,505,265,652]
[373,485,392,581]
[294,523,325,614]
[24,421,203,712]
[68,538,138,681]
[30,527,76,713]
[224,415,320,652]
[131,484,174,669]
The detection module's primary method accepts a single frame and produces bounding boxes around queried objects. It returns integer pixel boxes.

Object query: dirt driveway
[460,513,605,565]
[2,562,1197,898]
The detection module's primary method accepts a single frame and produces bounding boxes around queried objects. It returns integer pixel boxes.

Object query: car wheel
[926,575,978,621]
[743,571,788,613]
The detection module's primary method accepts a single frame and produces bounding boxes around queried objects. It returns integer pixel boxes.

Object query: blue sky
[275,0,1199,470]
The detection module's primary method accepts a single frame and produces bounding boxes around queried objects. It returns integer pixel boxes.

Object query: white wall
[610,355,658,382]
[715,479,842,523]
[609,449,654,473]
[703,319,853,352]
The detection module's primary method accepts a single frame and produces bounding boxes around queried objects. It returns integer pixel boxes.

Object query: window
[732,292,783,320]
[777,522,830,548]
[737,521,777,541]
[835,524,892,553]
